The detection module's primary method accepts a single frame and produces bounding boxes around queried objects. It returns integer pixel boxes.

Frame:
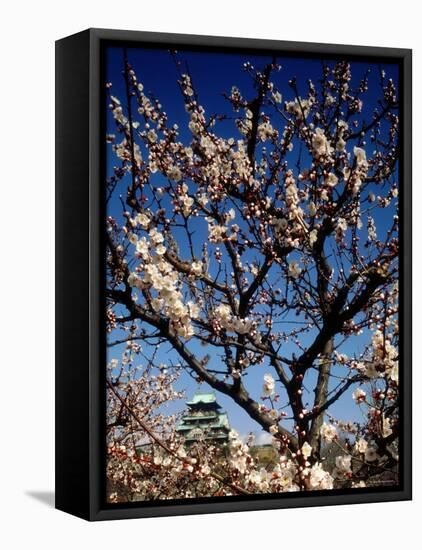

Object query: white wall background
[0,0,419,547]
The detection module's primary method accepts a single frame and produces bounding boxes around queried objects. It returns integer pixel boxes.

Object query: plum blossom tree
[105,49,400,501]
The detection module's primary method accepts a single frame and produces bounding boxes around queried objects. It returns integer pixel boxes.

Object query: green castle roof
[186,392,220,406]
[177,412,230,432]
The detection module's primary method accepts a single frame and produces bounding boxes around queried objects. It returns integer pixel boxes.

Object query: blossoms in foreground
[320,423,338,443]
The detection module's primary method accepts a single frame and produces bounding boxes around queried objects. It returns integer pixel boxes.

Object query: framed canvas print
[55,28,412,521]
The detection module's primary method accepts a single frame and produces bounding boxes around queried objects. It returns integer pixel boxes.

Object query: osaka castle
[176,392,230,445]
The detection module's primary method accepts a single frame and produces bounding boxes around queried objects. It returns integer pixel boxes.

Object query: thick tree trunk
[309,338,333,456]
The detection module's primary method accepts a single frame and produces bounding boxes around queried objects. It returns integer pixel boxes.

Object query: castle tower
[176,392,230,445]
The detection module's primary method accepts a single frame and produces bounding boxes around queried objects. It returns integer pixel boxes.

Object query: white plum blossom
[336,120,348,151]
[301,442,312,460]
[262,373,275,397]
[382,417,393,438]
[128,233,138,245]
[187,301,200,319]
[237,117,253,136]
[191,261,203,276]
[390,363,399,383]
[325,173,338,187]
[214,303,253,336]
[136,237,149,258]
[197,193,209,207]
[127,272,141,288]
[147,129,157,142]
[149,228,164,245]
[285,97,312,119]
[352,388,366,403]
[320,423,337,442]
[335,218,348,242]
[312,128,333,158]
[352,480,367,488]
[257,120,274,142]
[364,445,379,463]
[369,330,398,379]
[228,430,250,474]
[136,213,150,228]
[208,223,227,243]
[272,91,282,103]
[355,439,368,454]
[309,462,334,490]
[288,261,302,279]
[335,455,352,474]
[309,229,318,246]
[354,146,368,167]
[155,244,167,256]
[167,165,182,181]
[180,193,194,216]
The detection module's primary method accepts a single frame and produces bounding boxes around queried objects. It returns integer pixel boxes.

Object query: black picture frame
[55,28,412,521]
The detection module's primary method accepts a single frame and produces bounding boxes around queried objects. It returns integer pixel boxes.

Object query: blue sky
[104,45,399,441]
